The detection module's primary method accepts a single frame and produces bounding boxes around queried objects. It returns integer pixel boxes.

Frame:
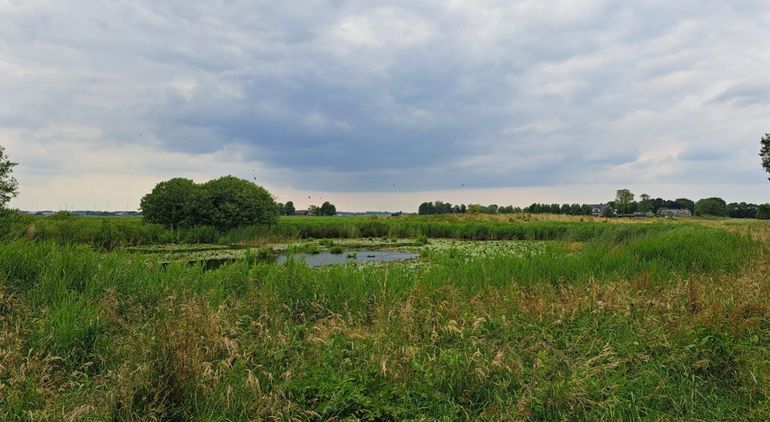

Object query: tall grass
[2,213,696,249]
[1,223,768,419]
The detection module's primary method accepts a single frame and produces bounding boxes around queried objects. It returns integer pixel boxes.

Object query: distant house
[658,208,692,217]
[590,204,606,216]
[293,210,310,216]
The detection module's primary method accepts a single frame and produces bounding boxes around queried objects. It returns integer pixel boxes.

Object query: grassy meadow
[1,213,770,420]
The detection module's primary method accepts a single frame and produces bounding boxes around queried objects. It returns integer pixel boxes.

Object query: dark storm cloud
[2,0,770,193]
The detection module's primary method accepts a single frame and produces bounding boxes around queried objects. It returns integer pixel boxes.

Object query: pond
[197,249,419,270]
[275,249,419,267]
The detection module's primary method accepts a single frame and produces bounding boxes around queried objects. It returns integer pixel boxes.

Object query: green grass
[1,216,769,419]
[4,213,687,248]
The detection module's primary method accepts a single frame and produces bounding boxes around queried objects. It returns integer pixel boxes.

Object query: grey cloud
[711,82,770,108]
[2,0,770,195]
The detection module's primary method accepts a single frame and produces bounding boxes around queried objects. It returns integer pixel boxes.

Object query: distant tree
[418,202,435,215]
[317,201,337,216]
[0,145,18,207]
[757,204,770,220]
[638,194,652,213]
[438,201,454,214]
[727,202,758,219]
[283,201,296,215]
[308,205,319,215]
[695,197,727,217]
[615,189,635,215]
[602,205,615,218]
[467,204,482,214]
[760,133,770,179]
[674,198,695,213]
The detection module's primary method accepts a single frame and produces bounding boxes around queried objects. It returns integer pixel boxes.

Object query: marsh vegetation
[1,214,769,419]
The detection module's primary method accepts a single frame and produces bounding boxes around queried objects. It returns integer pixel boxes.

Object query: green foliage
[760,132,770,179]
[0,208,31,241]
[0,145,18,207]
[0,220,768,419]
[140,178,201,229]
[312,201,337,216]
[695,197,728,217]
[757,204,770,220]
[615,189,635,214]
[202,176,279,229]
[141,176,278,231]
[282,200,296,215]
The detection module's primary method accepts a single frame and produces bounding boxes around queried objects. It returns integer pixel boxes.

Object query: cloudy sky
[2,0,770,211]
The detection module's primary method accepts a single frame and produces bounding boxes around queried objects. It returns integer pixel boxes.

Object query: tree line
[418,193,770,219]
[276,200,337,216]
[418,201,596,216]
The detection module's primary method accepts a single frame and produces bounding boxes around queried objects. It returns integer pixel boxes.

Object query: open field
[2,215,770,419]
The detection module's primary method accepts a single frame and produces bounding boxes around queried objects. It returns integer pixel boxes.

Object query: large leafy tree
[615,189,635,215]
[282,201,296,215]
[140,178,201,229]
[141,176,278,230]
[695,197,727,217]
[201,176,279,229]
[638,193,652,213]
[0,145,18,207]
[760,133,770,179]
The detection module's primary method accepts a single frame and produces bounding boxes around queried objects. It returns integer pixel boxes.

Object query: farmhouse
[590,204,606,216]
[658,208,692,217]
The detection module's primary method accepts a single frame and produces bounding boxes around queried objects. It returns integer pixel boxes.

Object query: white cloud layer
[2,0,770,210]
